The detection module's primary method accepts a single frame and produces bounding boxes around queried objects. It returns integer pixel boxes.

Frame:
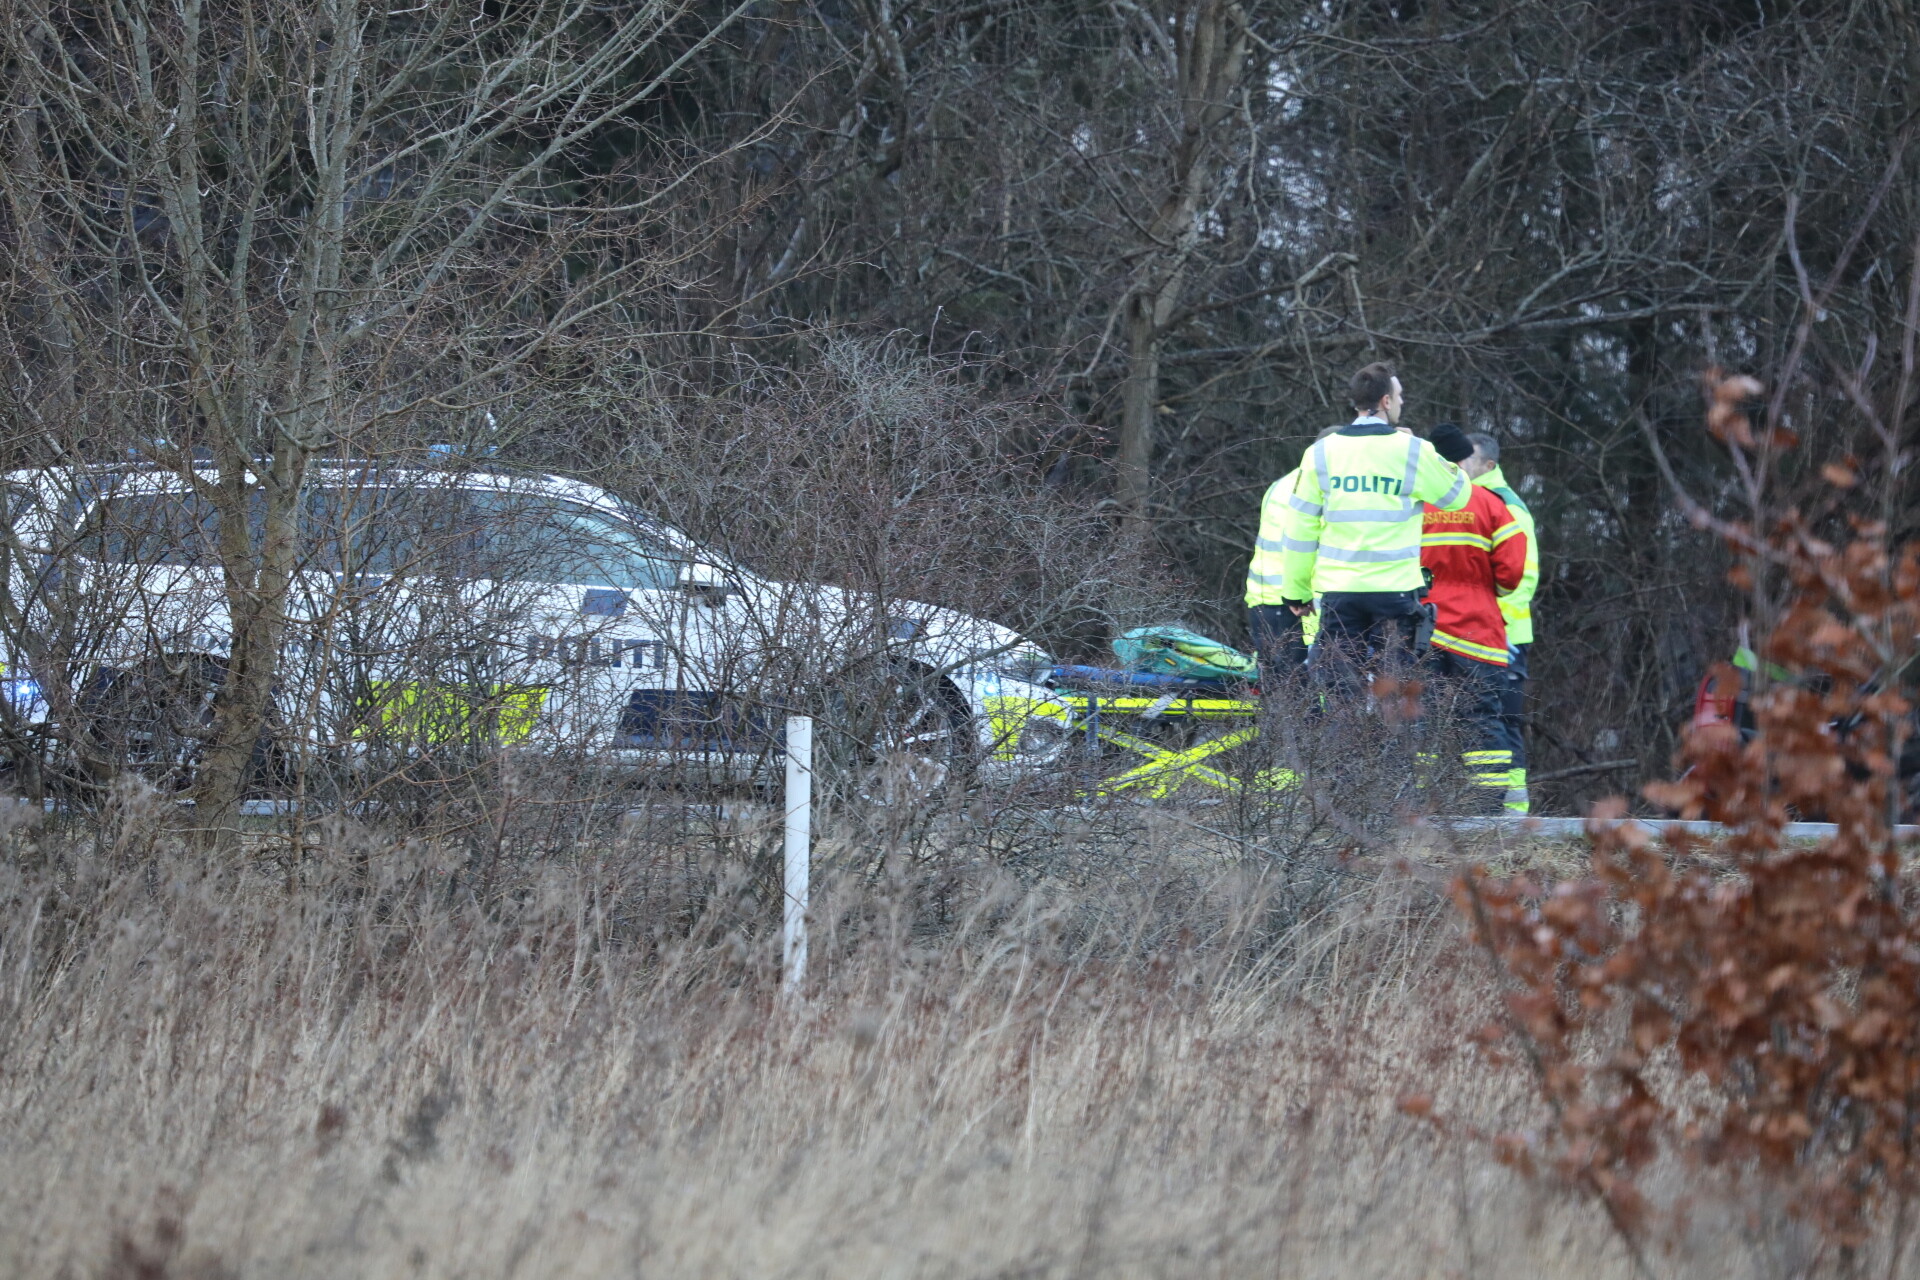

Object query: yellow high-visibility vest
[1247,468,1322,641]
[1245,466,1301,607]
[1474,464,1537,646]
[1252,422,1468,600]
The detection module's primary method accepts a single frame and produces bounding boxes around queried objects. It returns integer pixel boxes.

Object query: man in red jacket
[1422,423,1529,811]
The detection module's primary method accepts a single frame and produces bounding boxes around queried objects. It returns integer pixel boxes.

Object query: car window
[79,489,297,568]
[77,485,686,591]
[308,486,470,577]
[466,492,686,589]
[78,491,228,566]
[310,487,687,588]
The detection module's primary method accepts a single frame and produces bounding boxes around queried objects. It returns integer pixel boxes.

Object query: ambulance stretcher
[997,665,1295,799]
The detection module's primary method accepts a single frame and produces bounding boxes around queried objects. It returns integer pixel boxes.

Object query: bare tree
[1111,0,1248,524]
[0,0,764,836]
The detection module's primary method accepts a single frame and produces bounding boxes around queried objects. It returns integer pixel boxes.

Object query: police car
[0,461,1062,794]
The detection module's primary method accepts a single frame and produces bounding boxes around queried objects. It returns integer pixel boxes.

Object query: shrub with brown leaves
[1438,371,1920,1251]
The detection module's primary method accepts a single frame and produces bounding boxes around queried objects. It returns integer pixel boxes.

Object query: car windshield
[78,486,687,590]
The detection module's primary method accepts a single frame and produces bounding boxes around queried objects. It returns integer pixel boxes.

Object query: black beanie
[1427,421,1474,464]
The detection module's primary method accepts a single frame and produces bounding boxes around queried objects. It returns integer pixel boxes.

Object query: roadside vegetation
[7,1,1920,1275]
[0,807,1815,1279]
[10,358,1918,1277]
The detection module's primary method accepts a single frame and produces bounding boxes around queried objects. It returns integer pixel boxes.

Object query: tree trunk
[1117,298,1160,524]
[1110,0,1246,526]
[6,90,76,437]
[194,458,309,841]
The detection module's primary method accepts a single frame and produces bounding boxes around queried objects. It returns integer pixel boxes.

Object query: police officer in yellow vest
[1245,424,1343,679]
[1248,362,1471,688]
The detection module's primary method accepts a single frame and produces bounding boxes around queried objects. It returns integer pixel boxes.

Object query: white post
[783,715,812,993]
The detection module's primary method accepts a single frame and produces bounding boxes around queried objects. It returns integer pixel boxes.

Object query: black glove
[1427,421,1474,464]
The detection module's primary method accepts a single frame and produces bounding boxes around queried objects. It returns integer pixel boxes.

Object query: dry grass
[0,805,1865,1278]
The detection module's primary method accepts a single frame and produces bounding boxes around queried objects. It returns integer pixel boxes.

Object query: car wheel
[84,656,283,796]
[820,662,974,810]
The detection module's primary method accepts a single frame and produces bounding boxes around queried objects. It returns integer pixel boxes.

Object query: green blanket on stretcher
[1112,626,1258,682]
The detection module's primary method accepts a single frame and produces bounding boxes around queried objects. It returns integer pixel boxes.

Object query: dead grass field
[0,806,1881,1278]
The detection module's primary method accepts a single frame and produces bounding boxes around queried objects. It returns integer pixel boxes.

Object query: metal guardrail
[1432,816,1920,840]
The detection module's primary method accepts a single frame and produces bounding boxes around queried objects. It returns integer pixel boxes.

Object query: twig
[1531,758,1637,785]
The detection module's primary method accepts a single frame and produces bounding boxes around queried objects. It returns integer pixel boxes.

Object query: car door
[282,477,433,756]
[296,479,571,757]
[453,488,721,754]
[274,479,686,759]
[70,483,234,671]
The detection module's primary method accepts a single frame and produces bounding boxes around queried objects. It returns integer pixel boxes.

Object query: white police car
[0,462,1061,793]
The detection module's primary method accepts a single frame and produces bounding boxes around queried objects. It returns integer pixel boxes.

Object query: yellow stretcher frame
[986,686,1296,799]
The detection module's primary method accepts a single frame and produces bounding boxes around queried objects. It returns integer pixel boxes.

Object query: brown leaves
[1436,390,1920,1246]
[1630,1005,1673,1056]
[1371,676,1423,725]
[1705,371,1766,447]
[1491,1130,1536,1174]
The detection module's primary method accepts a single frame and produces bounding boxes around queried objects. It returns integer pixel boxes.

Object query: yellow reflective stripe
[356,681,548,745]
[1490,521,1524,545]
[1325,506,1418,523]
[1431,630,1509,664]
[1466,747,1513,786]
[1053,694,1259,719]
[1421,532,1492,549]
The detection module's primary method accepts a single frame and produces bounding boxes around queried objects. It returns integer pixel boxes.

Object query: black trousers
[1424,647,1512,812]
[1247,604,1308,680]
[1501,642,1529,771]
[1308,590,1427,702]
[1309,591,1424,661]
[1424,649,1509,751]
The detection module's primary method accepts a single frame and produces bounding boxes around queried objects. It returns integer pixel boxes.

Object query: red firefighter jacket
[1421,486,1528,666]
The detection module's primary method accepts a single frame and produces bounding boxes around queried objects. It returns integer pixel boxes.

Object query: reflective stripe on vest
[1316,542,1422,564]
[1422,531,1493,550]
[1432,628,1510,665]
[1245,469,1304,605]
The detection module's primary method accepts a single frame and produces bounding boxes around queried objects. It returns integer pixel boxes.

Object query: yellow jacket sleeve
[1244,474,1295,606]
[1410,439,1470,511]
[1277,464,1324,601]
[1506,503,1539,608]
